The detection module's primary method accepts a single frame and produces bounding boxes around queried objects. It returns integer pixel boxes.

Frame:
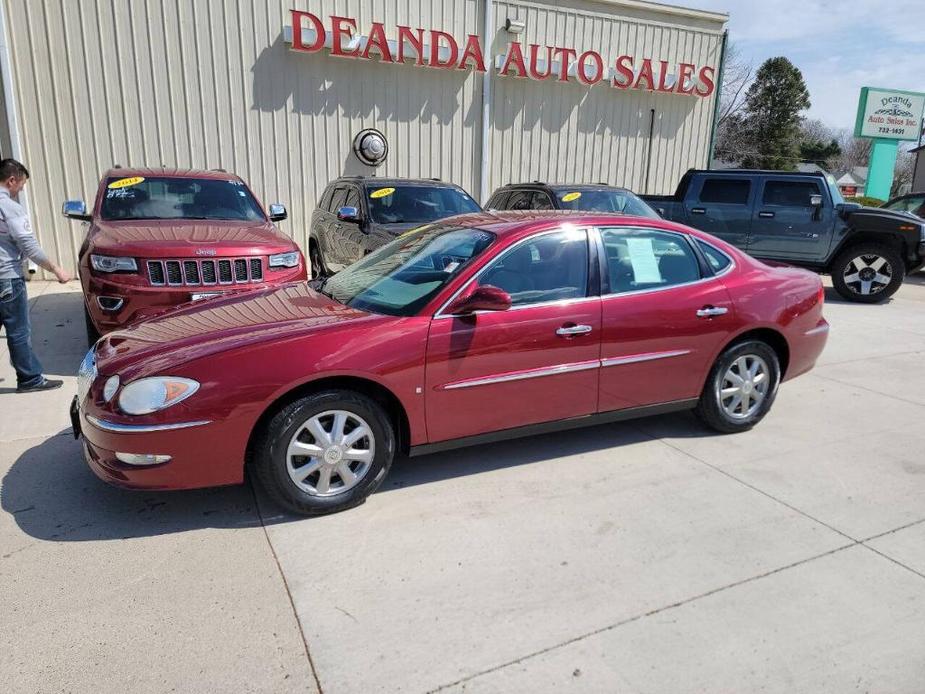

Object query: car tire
[84,304,101,347]
[831,243,904,303]
[695,340,781,434]
[309,241,327,280]
[253,389,395,516]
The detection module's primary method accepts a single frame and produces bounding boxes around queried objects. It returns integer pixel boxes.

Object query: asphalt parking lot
[3,277,925,693]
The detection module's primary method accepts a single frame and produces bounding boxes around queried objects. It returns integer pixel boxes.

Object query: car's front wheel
[309,242,327,280]
[695,340,781,434]
[831,243,904,303]
[254,389,395,515]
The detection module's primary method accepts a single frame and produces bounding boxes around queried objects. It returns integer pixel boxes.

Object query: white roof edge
[592,0,728,24]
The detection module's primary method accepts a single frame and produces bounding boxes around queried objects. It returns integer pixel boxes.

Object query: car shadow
[4,414,709,541]
[822,286,893,306]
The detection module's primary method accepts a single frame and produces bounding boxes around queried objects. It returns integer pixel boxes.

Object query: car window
[600,228,701,293]
[479,229,589,306]
[366,185,480,224]
[344,186,360,209]
[699,179,751,205]
[532,191,555,210]
[319,186,334,212]
[99,176,266,221]
[331,187,348,211]
[486,191,510,209]
[322,225,495,316]
[762,180,822,206]
[552,187,659,218]
[884,195,925,216]
[695,239,732,273]
[506,191,533,210]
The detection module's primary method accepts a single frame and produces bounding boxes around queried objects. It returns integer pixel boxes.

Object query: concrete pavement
[2,278,925,692]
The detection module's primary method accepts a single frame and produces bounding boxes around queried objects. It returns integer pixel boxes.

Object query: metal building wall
[1,0,723,278]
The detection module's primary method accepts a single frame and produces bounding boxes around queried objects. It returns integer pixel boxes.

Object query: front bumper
[74,395,246,490]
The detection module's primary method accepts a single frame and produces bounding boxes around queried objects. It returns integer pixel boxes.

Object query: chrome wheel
[286,410,375,497]
[842,254,892,296]
[718,355,770,420]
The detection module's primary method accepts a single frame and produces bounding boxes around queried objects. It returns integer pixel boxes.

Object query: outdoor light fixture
[352,128,389,167]
[505,17,525,34]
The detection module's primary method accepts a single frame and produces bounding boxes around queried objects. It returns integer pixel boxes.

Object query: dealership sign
[854,87,925,141]
[285,10,716,97]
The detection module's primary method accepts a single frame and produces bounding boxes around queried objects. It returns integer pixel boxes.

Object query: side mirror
[268,203,287,222]
[445,284,512,315]
[337,206,360,223]
[656,207,666,218]
[62,199,91,221]
[809,194,823,207]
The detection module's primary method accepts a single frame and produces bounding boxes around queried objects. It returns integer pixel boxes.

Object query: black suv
[486,182,659,218]
[309,177,481,276]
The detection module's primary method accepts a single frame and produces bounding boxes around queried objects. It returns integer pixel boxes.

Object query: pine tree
[738,57,811,170]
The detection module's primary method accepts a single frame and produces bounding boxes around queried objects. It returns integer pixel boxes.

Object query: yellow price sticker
[399,225,427,238]
[108,176,145,189]
[370,187,395,199]
[561,191,582,202]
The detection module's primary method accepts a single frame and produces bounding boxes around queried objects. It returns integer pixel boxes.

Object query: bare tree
[716,42,752,128]
[833,129,872,173]
[892,149,916,196]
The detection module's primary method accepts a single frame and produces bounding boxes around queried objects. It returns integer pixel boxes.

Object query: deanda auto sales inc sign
[855,87,925,141]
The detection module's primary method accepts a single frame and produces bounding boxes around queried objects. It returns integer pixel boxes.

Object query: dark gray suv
[309,177,480,276]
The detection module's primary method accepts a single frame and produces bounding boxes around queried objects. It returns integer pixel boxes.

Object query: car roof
[334,176,465,189]
[429,210,696,238]
[685,168,825,178]
[498,182,633,192]
[100,167,241,182]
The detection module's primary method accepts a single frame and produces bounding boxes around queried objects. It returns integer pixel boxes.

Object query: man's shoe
[17,378,64,393]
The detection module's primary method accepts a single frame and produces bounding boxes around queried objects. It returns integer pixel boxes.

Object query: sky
[672,0,925,131]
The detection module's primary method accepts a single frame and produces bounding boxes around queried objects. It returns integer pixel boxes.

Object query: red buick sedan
[72,212,829,515]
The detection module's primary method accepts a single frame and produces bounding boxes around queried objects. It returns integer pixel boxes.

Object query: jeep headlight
[269,251,300,268]
[118,377,199,415]
[90,254,138,273]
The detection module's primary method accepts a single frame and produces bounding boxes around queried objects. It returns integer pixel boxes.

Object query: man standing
[0,158,70,392]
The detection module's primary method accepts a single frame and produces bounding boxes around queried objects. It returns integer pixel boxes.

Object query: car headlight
[102,375,120,402]
[269,251,300,268]
[118,377,200,415]
[91,254,137,272]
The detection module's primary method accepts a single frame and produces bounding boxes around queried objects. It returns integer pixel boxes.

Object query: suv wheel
[254,389,395,516]
[309,242,327,280]
[695,340,781,434]
[831,243,904,303]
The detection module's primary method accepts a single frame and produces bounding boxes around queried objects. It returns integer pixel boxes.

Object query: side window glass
[695,239,732,273]
[532,192,554,210]
[487,191,510,209]
[319,187,334,211]
[345,187,360,209]
[699,179,751,205]
[480,229,588,306]
[507,191,532,210]
[762,181,821,206]
[331,188,348,211]
[601,228,701,293]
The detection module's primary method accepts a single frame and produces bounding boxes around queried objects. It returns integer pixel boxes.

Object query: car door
[596,226,737,411]
[747,178,834,260]
[321,186,349,271]
[685,177,754,249]
[425,227,601,443]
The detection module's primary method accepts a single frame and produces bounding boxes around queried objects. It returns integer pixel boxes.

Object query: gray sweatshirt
[0,186,48,279]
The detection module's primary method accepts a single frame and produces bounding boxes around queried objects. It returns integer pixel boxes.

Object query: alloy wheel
[842,254,892,296]
[718,355,770,420]
[286,410,375,497]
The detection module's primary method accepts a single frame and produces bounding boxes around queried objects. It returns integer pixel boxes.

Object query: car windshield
[321,225,495,316]
[552,187,660,218]
[365,185,481,225]
[100,176,266,221]
[883,195,925,217]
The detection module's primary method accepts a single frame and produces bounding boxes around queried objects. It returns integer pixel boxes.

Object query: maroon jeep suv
[63,168,306,343]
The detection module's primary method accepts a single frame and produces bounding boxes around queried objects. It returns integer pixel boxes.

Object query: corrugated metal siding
[2,0,722,278]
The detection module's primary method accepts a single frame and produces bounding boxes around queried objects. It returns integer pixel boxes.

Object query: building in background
[836,167,868,198]
[0,0,726,277]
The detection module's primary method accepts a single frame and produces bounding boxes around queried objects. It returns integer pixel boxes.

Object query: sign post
[854,87,925,200]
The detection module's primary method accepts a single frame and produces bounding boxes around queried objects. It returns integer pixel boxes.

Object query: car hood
[95,282,382,377]
[848,206,923,224]
[89,219,297,257]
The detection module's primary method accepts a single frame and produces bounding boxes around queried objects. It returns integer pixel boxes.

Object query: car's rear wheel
[831,243,904,303]
[695,340,781,434]
[254,389,394,515]
[84,304,100,347]
[309,242,327,280]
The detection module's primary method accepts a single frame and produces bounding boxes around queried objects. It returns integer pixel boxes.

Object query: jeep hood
[89,219,297,257]
[95,282,385,377]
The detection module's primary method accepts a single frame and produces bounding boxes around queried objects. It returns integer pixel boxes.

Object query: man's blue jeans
[0,278,44,388]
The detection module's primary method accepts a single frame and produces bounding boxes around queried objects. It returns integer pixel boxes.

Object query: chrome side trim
[86,415,211,433]
[439,359,599,390]
[804,323,829,336]
[601,350,691,368]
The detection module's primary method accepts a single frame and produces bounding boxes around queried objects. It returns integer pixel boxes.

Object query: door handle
[758,211,775,218]
[690,207,706,214]
[696,306,728,318]
[556,324,593,337]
